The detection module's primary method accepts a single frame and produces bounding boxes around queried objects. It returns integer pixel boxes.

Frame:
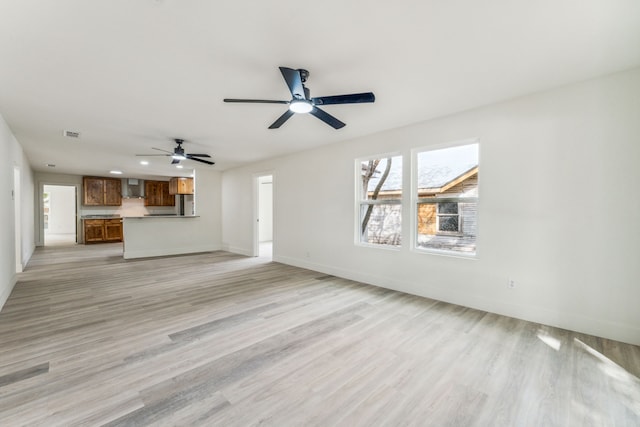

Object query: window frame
[355,153,403,249]
[411,139,480,258]
[436,201,462,235]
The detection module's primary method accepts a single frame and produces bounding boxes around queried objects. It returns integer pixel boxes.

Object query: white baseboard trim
[0,274,18,313]
[123,243,222,260]
[223,245,253,257]
[273,255,640,346]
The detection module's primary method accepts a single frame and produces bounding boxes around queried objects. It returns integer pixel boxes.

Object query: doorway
[255,174,273,259]
[43,185,77,246]
[14,167,22,272]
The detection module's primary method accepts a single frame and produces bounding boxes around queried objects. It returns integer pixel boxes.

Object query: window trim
[355,153,403,249]
[410,139,480,258]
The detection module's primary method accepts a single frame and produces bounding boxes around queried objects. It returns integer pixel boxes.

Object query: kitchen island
[122,215,219,259]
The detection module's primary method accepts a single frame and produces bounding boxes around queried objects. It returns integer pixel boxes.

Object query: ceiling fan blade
[136,154,170,157]
[268,109,295,129]
[279,67,305,100]
[312,92,375,106]
[224,98,289,104]
[187,155,215,165]
[186,153,211,158]
[310,107,346,129]
[171,158,181,165]
[152,147,173,154]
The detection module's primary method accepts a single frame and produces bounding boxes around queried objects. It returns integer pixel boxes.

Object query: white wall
[222,67,640,345]
[45,185,76,234]
[258,176,273,242]
[1,113,35,311]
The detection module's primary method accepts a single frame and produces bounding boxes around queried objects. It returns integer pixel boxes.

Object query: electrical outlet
[507,278,516,289]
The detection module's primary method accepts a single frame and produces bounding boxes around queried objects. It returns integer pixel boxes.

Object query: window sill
[413,247,477,260]
[357,242,402,252]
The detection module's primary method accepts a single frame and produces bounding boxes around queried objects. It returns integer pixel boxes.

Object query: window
[415,142,478,255]
[437,202,460,233]
[358,155,402,246]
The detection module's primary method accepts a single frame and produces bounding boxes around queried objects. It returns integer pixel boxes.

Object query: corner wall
[222,67,640,345]
[1,113,35,311]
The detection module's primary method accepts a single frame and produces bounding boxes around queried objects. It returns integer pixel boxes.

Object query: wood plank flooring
[1,244,639,426]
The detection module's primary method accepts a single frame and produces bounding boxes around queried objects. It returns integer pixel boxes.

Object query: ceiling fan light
[289,100,313,114]
[172,154,187,160]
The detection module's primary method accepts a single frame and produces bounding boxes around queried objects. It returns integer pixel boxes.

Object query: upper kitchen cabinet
[145,180,175,206]
[83,177,122,206]
[169,177,194,195]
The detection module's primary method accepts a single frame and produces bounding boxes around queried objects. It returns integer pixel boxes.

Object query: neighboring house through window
[415,142,479,255]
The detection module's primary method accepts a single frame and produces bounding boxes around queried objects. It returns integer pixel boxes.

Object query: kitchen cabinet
[83,177,122,206]
[104,219,124,241]
[145,180,175,206]
[83,218,123,243]
[84,219,106,243]
[169,177,194,195]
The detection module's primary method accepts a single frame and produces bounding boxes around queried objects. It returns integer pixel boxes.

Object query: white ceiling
[1,0,639,179]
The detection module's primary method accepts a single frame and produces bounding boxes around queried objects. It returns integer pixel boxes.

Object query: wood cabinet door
[83,178,104,205]
[104,179,122,206]
[161,182,175,206]
[145,181,175,206]
[168,178,178,195]
[104,219,123,241]
[145,181,160,206]
[169,177,194,195]
[84,220,105,243]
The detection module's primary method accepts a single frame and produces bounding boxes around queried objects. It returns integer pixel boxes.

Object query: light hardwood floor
[1,244,639,426]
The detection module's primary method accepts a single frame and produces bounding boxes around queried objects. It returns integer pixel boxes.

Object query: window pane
[360,204,401,246]
[438,202,458,214]
[438,216,459,232]
[360,156,402,201]
[417,144,478,198]
[416,142,478,255]
[417,201,477,253]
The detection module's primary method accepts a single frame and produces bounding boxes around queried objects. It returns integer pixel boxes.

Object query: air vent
[63,130,80,138]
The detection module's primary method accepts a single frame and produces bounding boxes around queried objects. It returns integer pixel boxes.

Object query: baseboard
[273,255,640,346]
[0,274,18,313]
[22,243,35,271]
[123,243,222,260]
[223,245,253,257]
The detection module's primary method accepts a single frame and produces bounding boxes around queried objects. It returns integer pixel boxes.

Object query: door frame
[38,181,81,246]
[14,166,22,272]
[252,172,274,257]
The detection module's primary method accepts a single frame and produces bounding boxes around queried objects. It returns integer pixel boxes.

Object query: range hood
[122,178,144,198]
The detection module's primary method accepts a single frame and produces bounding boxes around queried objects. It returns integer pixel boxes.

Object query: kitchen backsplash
[80,198,194,217]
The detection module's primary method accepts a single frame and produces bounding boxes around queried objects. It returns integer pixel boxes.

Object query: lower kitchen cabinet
[84,218,122,243]
[104,219,123,242]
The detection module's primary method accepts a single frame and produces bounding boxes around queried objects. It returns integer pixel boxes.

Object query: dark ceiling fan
[224,67,375,129]
[136,139,214,165]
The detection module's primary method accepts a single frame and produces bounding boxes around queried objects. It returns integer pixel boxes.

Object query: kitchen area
[80,175,202,258]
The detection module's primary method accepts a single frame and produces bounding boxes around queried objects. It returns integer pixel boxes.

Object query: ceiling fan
[136,139,214,165]
[224,67,375,129]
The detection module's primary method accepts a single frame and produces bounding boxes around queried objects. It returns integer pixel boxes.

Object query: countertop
[124,215,200,219]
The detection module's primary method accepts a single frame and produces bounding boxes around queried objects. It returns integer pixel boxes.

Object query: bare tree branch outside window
[361,157,392,235]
